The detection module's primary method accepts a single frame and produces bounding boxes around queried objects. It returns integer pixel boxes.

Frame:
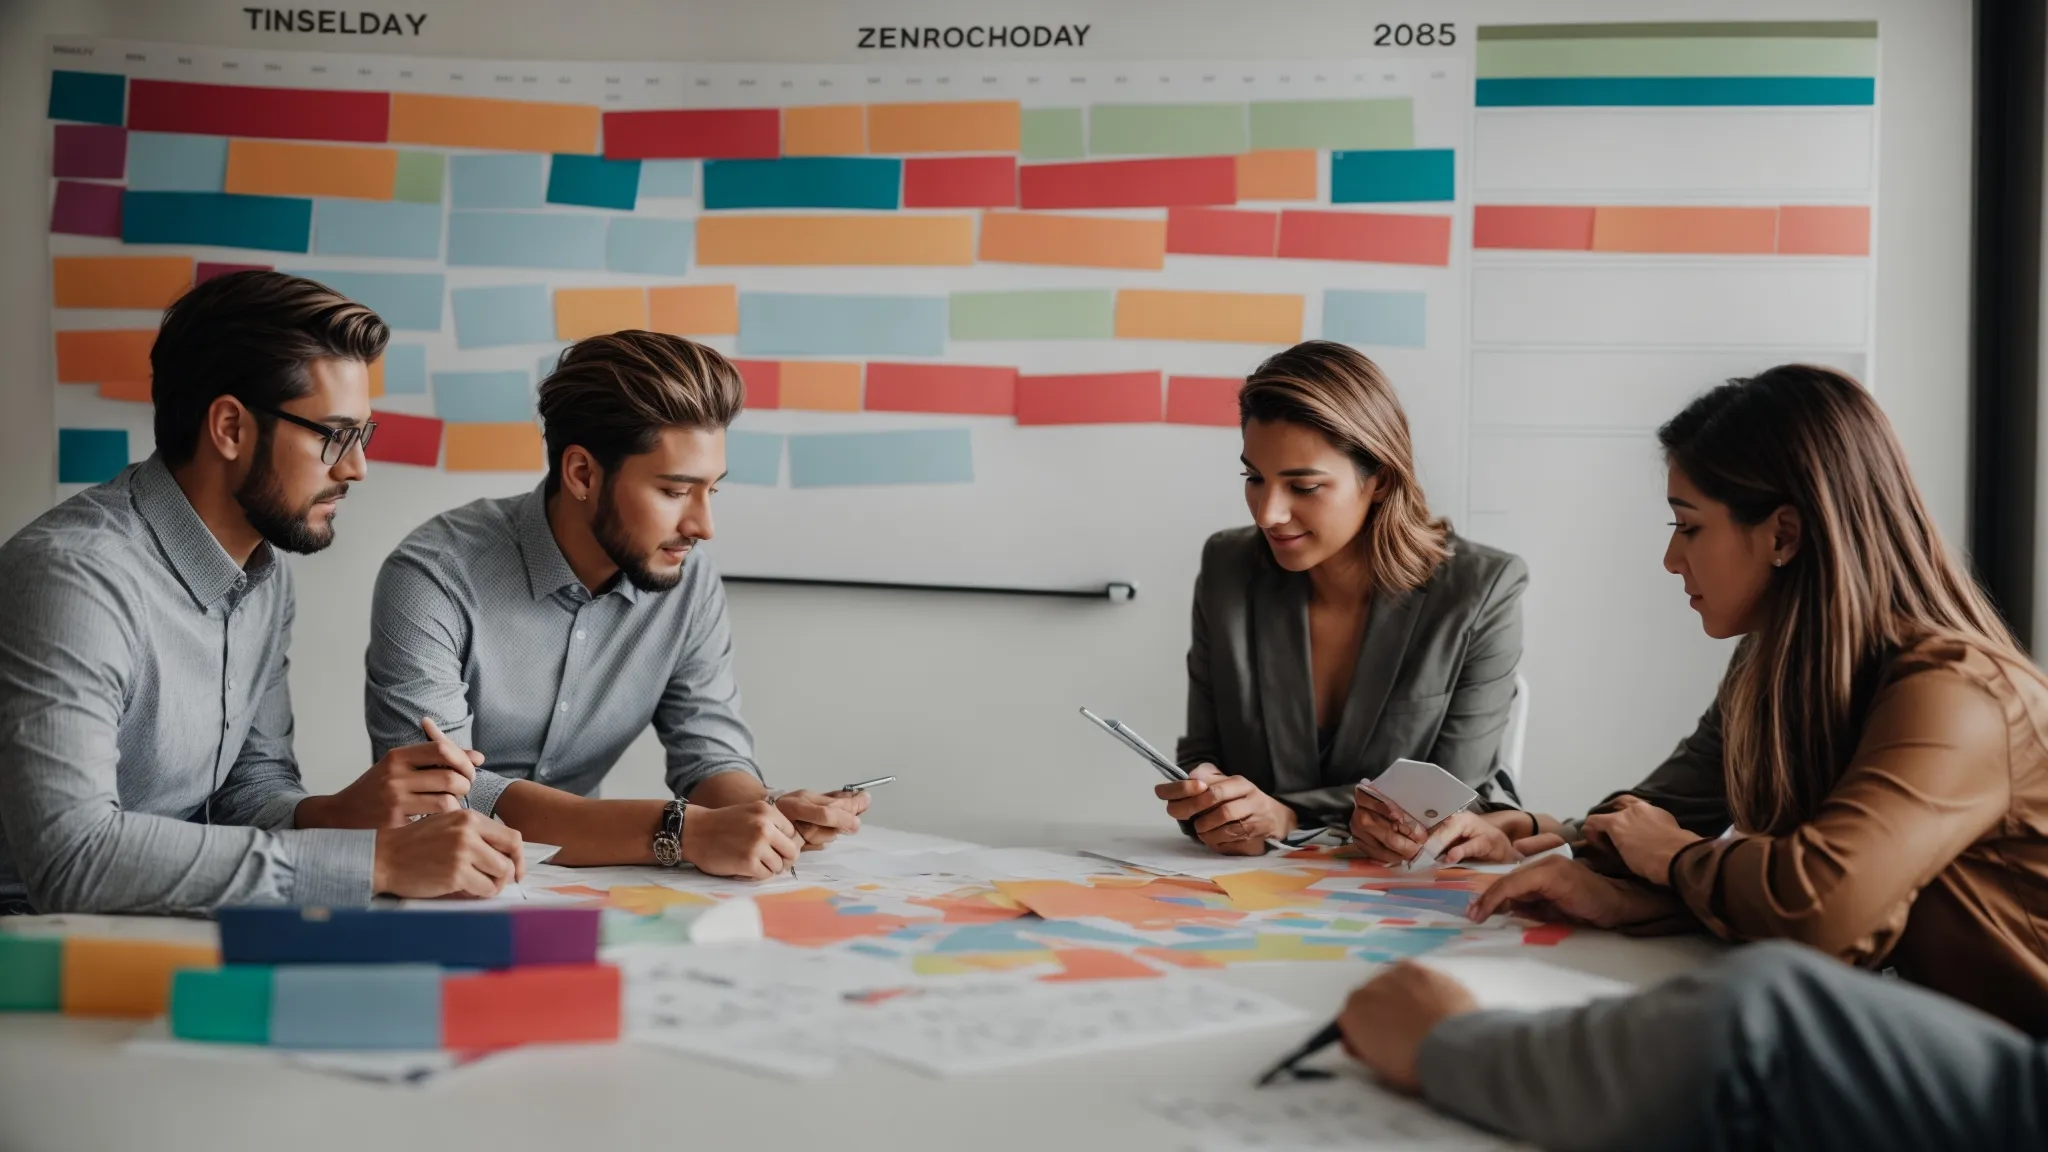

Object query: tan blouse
[1623,635,2048,1035]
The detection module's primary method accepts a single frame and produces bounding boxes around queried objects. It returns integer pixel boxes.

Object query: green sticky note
[0,935,63,1012]
[949,289,1115,340]
[1249,99,1413,151]
[1089,103,1247,156]
[1020,108,1085,160]
[169,966,272,1045]
[392,151,446,204]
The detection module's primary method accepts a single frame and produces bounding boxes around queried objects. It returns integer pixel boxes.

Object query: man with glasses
[0,271,523,915]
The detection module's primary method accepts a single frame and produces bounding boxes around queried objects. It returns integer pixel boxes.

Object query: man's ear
[205,395,256,463]
[559,446,600,503]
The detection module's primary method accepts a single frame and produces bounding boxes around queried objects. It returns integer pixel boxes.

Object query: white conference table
[0,820,1725,1152]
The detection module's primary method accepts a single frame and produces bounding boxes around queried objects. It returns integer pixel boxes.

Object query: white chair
[1498,672,1531,799]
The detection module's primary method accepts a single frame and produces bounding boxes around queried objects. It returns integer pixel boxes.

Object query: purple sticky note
[510,907,600,966]
[51,180,123,237]
[196,261,272,284]
[54,124,126,179]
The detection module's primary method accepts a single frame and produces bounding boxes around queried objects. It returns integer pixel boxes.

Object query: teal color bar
[1330,150,1455,203]
[126,133,228,191]
[382,344,428,394]
[122,191,312,252]
[704,158,900,211]
[547,153,642,211]
[433,370,536,422]
[49,70,125,125]
[450,285,553,350]
[1475,76,1874,106]
[58,429,130,484]
[0,935,63,1011]
[313,200,442,259]
[1323,290,1427,348]
[789,429,973,488]
[725,430,784,485]
[285,270,444,331]
[606,217,693,275]
[448,211,607,269]
[169,966,272,1045]
[738,293,946,357]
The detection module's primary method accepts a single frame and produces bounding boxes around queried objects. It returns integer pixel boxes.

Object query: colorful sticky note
[902,156,1017,209]
[53,124,126,179]
[129,79,388,142]
[125,132,230,191]
[547,154,642,211]
[313,199,442,258]
[1473,205,1596,250]
[1019,108,1085,160]
[225,140,398,200]
[49,70,126,125]
[1323,290,1427,348]
[389,93,599,154]
[381,344,428,394]
[783,105,865,156]
[450,153,548,209]
[990,880,1241,929]
[1777,205,1870,256]
[1166,376,1243,426]
[979,212,1166,270]
[448,211,606,269]
[1165,207,1279,258]
[392,152,445,204]
[868,101,1021,153]
[169,966,273,1045]
[1089,103,1246,156]
[1475,76,1875,108]
[737,293,946,357]
[695,215,973,267]
[52,256,193,310]
[1116,289,1303,344]
[365,410,443,466]
[949,289,1114,340]
[50,180,124,238]
[1590,206,1777,254]
[605,217,694,275]
[59,937,219,1016]
[602,108,780,160]
[1236,150,1318,201]
[270,965,442,1050]
[1015,371,1164,425]
[1331,149,1456,203]
[1212,870,1327,911]
[1276,210,1451,266]
[725,430,783,485]
[554,287,649,341]
[1250,99,1414,150]
[1041,949,1163,982]
[54,329,154,383]
[285,270,444,330]
[442,965,620,1050]
[864,363,1016,416]
[730,360,781,408]
[434,371,536,422]
[444,423,545,472]
[704,157,900,211]
[0,935,64,1010]
[648,285,738,336]
[787,429,974,487]
[451,285,554,349]
[638,159,697,197]
[1020,157,1237,210]
[778,361,863,411]
[122,191,313,252]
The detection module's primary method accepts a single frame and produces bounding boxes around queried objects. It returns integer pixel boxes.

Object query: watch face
[653,836,680,868]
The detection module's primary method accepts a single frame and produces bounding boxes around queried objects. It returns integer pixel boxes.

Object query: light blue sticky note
[606,217,693,275]
[451,284,554,348]
[547,153,641,211]
[126,132,228,191]
[433,370,536,422]
[1323,290,1427,348]
[313,199,443,259]
[449,153,548,209]
[284,270,444,331]
[639,160,697,198]
[381,344,427,394]
[58,428,130,484]
[725,430,783,486]
[738,293,946,357]
[269,965,441,1050]
[448,211,607,269]
[788,429,973,487]
[537,349,568,381]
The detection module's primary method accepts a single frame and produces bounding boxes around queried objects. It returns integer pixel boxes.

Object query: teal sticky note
[1331,149,1455,203]
[126,133,228,191]
[433,371,536,422]
[788,429,973,487]
[313,200,443,259]
[49,70,125,125]
[738,293,945,357]
[639,160,696,198]
[605,217,693,275]
[58,429,130,484]
[450,285,553,349]
[703,157,900,211]
[547,154,641,211]
[121,192,312,253]
[1323,290,1427,348]
[448,211,606,269]
[450,153,547,209]
[285,270,444,331]
[0,935,64,1011]
[725,430,783,486]
[169,966,272,1044]
[382,344,428,394]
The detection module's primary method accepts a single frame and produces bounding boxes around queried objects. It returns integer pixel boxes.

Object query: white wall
[1,0,1976,829]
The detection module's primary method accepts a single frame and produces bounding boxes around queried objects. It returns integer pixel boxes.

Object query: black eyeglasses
[251,406,377,466]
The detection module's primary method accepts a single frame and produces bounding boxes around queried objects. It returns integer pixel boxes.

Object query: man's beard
[234,430,346,556]
[592,481,693,593]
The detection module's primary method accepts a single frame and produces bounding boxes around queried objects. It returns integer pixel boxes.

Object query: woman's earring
[1772,557,1786,567]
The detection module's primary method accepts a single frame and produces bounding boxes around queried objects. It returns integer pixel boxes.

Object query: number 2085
[1374,23,1455,47]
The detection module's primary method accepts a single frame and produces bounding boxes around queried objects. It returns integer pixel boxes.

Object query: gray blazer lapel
[1250,563,1318,795]
[1326,584,1428,784]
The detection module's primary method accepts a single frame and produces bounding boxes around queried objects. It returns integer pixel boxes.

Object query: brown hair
[536,331,745,494]
[151,270,389,467]
[1239,340,1449,592]
[1659,365,2029,833]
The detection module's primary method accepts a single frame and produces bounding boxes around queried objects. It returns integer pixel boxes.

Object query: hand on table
[1338,962,1479,1094]
[774,788,871,850]
[300,717,483,829]
[1155,764,1298,854]
[371,808,523,898]
[1466,855,1687,928]
[683,801,802,879]
[1350,794,1557,867]
[1581,795,1702,885]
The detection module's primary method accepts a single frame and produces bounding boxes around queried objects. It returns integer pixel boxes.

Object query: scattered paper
[1152,1075,1516,1150]
[1413,955,1632,1012]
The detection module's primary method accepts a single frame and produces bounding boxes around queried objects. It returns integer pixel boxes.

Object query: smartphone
[839,776,896,792]
[1356,759,1479,829]
[1079,708,1190,782]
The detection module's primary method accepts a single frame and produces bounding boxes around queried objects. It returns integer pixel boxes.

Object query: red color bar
[365,410,442,467]
[1277,210,1452,266]
[1015,371,1163,425]
[128,79,390,143]
[442,965,621,1050]
[196,261,272,284]
[603,109,779,159]
[1473,205,1596,250]
[902,156,1017,208]
[1165,207,1277,257]
[1019,157,1237,210]
[1165,376,1242,426]
[730,359,782,409]
[865,363,1017,415]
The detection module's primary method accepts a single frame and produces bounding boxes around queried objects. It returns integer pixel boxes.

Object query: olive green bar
[949,290,1115,340]
[1478,21,1877,40]
[392,151,445,204]
[1021,108,1086,160]
[1089,103,1247,157]
[1478,37,1877,78]
[1249,99,1412,151]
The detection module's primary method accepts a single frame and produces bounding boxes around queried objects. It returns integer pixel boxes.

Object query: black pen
[1254,1018,1343,1087]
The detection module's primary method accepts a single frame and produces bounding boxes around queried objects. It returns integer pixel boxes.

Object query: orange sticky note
[695,215,975,266]
[390,93,601,154]
[554,287,650,341]
[647,285,739,335]
[367,353,385,398]
[225,140,398,200]
[1591,206,1778,255]
[991,880,1243,930]
[1211,870,1326,911]
[779,362,862,411]
[1237,150,1318,201]
[1777,205,1870,256]
[784,105,866,155]
[1115,289,1304,344]
[758,900,912,947]
[868,101,1020,153]
[603,885,713,915]
[55,329,154,383]
[52,256,194,310]
[61,938,221,1018]
[1040,948,1163,982]
[443,422,544,472]
[979,212,1166,270]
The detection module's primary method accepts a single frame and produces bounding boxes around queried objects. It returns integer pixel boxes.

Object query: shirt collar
[131,454,278,610]
[514,484,640,604]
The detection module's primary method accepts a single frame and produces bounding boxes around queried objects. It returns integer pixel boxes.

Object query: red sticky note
[1166,207,1278,257]
[1277,210,1452,266]
[1020,156,1237,210]
[128,79,389,143]
[442,965,620,1050]
[902,156,1018,208]
[1015,372,1164,426]
[1522,923,1573,946]
[1166,376,1242,426]
[730,359,782,409]
[1473,205,1596,251]
[54,124,127,179]
[365,410,442,467]
[51,180,124,237]
[602,109,779,159]
[864,362,1016,415]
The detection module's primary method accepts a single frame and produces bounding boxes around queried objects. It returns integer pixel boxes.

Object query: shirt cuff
[673,761,762,799]
[251,788,309,832]
[465,769,516,818]
[286,829,377,907]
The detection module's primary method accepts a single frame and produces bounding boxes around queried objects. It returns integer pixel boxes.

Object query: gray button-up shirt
[365,484,760,817]
[0,456,375,914]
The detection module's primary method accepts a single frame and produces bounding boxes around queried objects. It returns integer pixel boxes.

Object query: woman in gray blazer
[1158,341,1528,855]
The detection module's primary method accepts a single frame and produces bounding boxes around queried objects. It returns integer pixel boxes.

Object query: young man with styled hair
[0,271,523,915]
[363,331,866,878]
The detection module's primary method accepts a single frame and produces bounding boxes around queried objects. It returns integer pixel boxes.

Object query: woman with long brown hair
[1442,364,2048,1033]
[1155,340,1529,854]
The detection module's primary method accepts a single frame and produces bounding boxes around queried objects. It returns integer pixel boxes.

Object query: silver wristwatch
[652,799,686,867]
